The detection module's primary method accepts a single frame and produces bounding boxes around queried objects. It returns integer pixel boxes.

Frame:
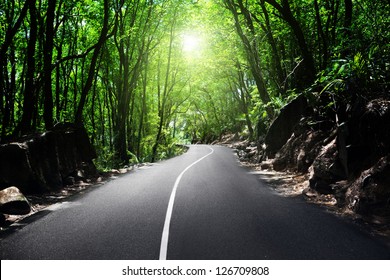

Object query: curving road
[1,145,389,259]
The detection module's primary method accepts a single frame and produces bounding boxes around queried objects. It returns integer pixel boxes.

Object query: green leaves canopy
[1,0,388,168]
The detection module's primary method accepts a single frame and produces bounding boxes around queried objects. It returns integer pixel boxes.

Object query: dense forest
[1,0,389,170]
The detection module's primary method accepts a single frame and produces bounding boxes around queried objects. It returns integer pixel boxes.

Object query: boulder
[260,161,271,170]
[0,186,31,215]
[309,138,346,194]
[63,176,75,186]
[0,123,97,194]
[26,131,63,190]
[341,99,390,215]
[273,121,329,173]
[339,98,390,177]
[359,99,390,153]
[0,143,38,190]
[346,156,390,216]
[264,94,309,158]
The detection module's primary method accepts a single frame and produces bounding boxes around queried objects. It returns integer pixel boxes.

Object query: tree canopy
[1,0,388,168]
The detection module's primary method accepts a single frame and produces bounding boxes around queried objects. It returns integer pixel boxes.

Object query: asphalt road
[1,145,389,259]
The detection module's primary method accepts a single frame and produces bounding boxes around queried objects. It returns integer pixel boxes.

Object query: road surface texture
[1,145,389,259]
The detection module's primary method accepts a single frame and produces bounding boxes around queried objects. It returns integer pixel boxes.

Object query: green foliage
[1,0,388,169]
[93,145,122,172]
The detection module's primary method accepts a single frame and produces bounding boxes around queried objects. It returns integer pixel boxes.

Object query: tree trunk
[314,0,329,69]
[43,0,56,130]
[342,0,353,57]
[344,0,352,32]
[236,64,254,139]
[224,0,273,118]
[265,0,316,87]
[152,9,177,162]
[137,52,149,159]
[18,0,38,135]
[259,0,285,92]
[75,0,110,125]
[0,0,32,140]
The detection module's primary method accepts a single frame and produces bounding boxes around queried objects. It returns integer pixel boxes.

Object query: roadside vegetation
[0,0,388,169]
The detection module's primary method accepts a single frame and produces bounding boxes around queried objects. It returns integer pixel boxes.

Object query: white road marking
[159,146,214,260]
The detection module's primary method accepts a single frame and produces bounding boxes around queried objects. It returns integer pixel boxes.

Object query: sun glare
[182,34,201,53]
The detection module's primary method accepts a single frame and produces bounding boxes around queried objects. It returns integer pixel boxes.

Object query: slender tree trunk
[259,0,285,93]
[265,0,316,86]
[137,53,149,159]
[43,0,56,130]
[0,0,33,140]
[75,0,110,125]
[18,0,38,135]
[236,63,254,139]
[342,0,353,57]
[114,32,131,163]
[152,10,177,162]
[224,0,273,118]
[0,0,32,58]
[113,2,150,164]
[314,0,329,69]
[344,0,353,32]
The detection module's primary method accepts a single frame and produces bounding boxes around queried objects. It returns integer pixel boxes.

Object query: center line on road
[159,146,214,260]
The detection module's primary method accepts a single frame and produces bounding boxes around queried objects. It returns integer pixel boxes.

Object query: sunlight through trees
[1,0,388,168]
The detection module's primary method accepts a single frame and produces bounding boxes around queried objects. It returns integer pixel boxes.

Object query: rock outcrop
[346,155,390,216]
[272,121,330,173]
[263,94,309,158]
[308,138,346,194]
[0,123,97,194]
[0,186,31,215]
[259,95,390,218]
